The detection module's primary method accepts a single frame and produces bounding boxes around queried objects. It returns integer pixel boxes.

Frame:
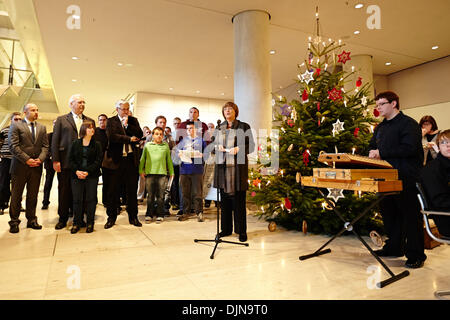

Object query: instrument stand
[299,189,409,288]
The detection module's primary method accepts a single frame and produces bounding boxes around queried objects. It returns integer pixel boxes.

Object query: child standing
[176,121,207,222]
[139,127,174,223]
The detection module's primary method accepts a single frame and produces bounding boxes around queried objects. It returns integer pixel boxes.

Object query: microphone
[216,119,221,129]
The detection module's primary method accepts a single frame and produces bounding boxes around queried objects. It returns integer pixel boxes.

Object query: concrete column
[232,10,272,133]
[343,54,375,100]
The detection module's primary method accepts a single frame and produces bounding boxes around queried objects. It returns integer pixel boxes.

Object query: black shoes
[27,221,42,230]
[373,248,404,257]
[130,218,142,227]
[9,224,19,233]
[405,259,425,269]
[104,220,115,229]
[86,224,94,233]
[55,221,67,230]
[219,231,232,238]
[71,225,80,234]
[239,233,248,242]
[41,204,49,210]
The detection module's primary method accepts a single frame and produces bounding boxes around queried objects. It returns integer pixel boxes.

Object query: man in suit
[0,112,22,215]
[42,120,56,210]
[52,94,95,229]
[7,103,48,233]
[94,114,109,206]
[104,100,143,228]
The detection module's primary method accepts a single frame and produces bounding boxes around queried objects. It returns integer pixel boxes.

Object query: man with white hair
[8,104,48,233]
[104,100,143,228]
[52,94,95,230]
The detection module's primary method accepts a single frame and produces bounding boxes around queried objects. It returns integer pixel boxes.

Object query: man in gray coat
[8,103,48,233]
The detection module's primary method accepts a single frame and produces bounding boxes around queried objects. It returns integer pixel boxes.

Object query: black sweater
[420,153,450,211]
[369,112,423,186]
[68,138,103,179]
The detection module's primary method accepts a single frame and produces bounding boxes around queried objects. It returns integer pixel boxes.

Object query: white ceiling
[6,0,450,116]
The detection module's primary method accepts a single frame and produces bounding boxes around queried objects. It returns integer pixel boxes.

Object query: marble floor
[0,181,449,300]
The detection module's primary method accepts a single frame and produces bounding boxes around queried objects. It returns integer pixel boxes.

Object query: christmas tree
[249,9,383,235]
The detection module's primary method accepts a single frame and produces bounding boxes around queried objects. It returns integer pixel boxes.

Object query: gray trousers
[9,165,42,226]
[180,174,203,214]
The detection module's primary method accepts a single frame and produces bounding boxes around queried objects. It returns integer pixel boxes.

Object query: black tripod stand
[194,120,249,259]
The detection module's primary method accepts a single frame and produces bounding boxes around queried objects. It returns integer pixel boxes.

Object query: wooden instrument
[301,176,402,193]
[301,153,402,193]
[318,153,393,169]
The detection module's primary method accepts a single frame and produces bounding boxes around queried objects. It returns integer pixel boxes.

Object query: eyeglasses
[13,118,22,121]
[376,101,390,108]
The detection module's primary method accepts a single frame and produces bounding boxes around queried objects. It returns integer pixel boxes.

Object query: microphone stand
[194,119,249,259]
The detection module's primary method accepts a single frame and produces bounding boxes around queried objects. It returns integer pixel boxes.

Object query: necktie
[75,115,82,137]
[30,122,35,143]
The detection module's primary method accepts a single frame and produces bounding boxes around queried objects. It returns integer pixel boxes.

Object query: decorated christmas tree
[249,9,383,235]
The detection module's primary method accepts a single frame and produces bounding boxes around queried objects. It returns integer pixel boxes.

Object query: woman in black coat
[68,120,102,233]
[420,129,450,237]
[212,102,255,242]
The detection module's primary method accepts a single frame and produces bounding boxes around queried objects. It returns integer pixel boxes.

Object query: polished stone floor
[0,180,449,300]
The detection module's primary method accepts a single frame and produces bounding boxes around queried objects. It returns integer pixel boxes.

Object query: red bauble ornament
[287,119,295,127]
[356,77,362,87]
[302,150,310,166]
[302,89,309,102]
[284,197,292,210]
[337,50,351,64]
[252,178,261,187]
[328,87,343,101]
[373,109,380,117]
[251,191,256,197]
[317,102,320,111]
[354,127,360,137]
[314,68,321,76]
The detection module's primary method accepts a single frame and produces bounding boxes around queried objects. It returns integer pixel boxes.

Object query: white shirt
[24,117,36,137]
[117,115,132,155]
[71,111,83,137]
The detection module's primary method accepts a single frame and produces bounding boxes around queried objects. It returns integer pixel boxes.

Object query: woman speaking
[212,102,255,242]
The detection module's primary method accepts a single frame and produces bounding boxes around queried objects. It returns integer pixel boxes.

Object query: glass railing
[0,73,37,129]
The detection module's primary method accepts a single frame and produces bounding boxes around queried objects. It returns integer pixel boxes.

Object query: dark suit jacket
[106,115,143,167]
[52,112,95,169]
[44,132,53,170]
[8,120,49,175]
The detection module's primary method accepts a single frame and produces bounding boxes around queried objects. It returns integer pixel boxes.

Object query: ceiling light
[221,93,225,96]
[72,79,77,82]
[0,11,9,16]
[385,62,391,66]
[432,46,439,50]
[354,30,360,35]
[196,90,200,94]
[169,87,174,91]
[72,56,79,60]
[355,4,364,9]
[269,50,276,55]
[117,62,123,66]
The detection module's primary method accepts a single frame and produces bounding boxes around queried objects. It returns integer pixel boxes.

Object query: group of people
[0,96,255,243]
[1,90,448,258]
[368,91,450,269]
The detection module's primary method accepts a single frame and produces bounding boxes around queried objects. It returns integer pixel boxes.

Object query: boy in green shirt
[139,127,174,223]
